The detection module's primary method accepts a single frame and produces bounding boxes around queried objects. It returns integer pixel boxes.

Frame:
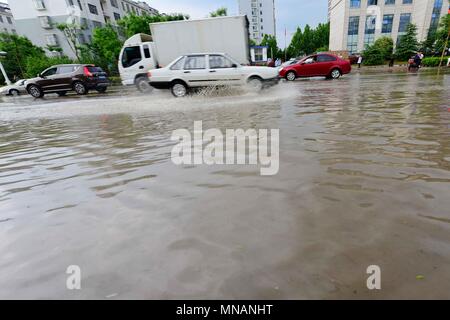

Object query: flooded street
[0,70,449,299]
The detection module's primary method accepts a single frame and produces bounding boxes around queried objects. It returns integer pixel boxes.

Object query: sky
[143,0,328,46]
[3,0,328,46]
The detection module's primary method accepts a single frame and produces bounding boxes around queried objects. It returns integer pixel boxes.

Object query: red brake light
[83,66,93,77]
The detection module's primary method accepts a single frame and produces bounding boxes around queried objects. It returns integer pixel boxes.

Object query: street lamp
[0,51,12,85]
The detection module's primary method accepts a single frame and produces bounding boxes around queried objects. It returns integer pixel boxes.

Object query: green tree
[117,13,188,38]
[362,37,393,65]
[434,14,450,55]
[287,27,303,58]
[0,33,45,81]
[79,24,124,74]
[56,22,85,61]
[210,7,227,17]
[287,22,330,58]
[24,56,74,79]
[395,23,419,60]
[260,34,280,59]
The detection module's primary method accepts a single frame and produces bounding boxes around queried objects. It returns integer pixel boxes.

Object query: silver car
[0,79,27,96]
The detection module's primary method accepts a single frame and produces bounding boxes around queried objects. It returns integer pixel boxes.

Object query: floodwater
[0,70,449,299]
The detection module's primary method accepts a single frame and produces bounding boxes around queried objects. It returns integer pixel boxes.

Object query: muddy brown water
[0,71,449,299]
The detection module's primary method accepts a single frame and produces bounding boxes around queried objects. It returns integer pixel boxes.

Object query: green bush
[362,37,394,66]
[24,56,75,78]
[421,57,444,67]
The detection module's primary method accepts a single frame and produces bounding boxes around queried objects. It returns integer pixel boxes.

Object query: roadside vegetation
[363,15,450,66]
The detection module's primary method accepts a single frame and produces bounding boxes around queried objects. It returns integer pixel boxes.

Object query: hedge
[421,57,445,67]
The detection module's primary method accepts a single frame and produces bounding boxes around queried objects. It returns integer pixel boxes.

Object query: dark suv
[26,64,109,98]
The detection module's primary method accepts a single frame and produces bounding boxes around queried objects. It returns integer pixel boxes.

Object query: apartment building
[8,0,159,58]
[0,2,16,35]
[238,0,276,43]
[329,0,448,54]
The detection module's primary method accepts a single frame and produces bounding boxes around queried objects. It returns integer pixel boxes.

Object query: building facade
[329,0,448,54]
[0,2,17,35]
[238,0,276,43]
[8,0,159,58]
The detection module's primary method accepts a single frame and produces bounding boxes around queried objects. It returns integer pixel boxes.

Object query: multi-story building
[238,0,276,43]
[329,0,448,54]
[0,2,17,35]
[8,0,159,58]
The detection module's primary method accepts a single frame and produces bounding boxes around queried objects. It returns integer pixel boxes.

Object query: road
[0,70,449,299]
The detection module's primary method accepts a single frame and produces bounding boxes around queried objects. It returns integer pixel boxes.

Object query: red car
[279,53,351,81]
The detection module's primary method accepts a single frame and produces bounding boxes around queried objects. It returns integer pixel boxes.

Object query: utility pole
[0,51,12,85]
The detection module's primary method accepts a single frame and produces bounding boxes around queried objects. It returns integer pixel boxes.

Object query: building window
[403,0,413,4]
[114,12,121,21]
[368,0,378,5]
[77,0,83,11]
[364,15,376,46]
[46,34,58,46]
[398,13,411,33]
[39,16,51,28]
[429,0,443,33]
[382,14,394,33]
[12,29,17,34]
[347,16,359,53]
[350,0,361,8]
[67,0,74,6]
[0,16,3,23]
[385,0,395,4]
[88,4,98,15]
[34,0,46,10]
[6,16,12,24]
[93,21,102,28]
[110,0,118,8]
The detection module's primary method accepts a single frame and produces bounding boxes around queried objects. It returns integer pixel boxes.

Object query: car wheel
[73,82,88,95]
[57,91,67,97]
[286,71,296,81]
[135,77,153,93]
[330,69,341,79]
[171,82,188,97]
[247,77,263,92]
[28,85,44,98]
[96,87,107,93]
[9,89,20,96]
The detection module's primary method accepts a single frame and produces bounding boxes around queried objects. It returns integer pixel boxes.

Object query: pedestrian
[357,55,363,69]
[275,58,282,67]
[415,51,423,69]
[389,56,394,68]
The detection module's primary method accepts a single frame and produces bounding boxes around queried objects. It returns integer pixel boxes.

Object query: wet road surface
[0,70,449,299]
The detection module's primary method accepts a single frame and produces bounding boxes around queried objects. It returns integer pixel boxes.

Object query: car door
[182,55,209,87]
[297,55,318,77]
[316,54,337,76]
[54,65,77,90]
[38,67,58,91]
[207,54,241,86]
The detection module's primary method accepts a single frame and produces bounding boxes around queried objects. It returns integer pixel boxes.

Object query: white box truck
[118,15,250,90]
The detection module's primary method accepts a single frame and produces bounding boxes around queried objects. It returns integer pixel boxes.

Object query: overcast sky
[3,0,328,46]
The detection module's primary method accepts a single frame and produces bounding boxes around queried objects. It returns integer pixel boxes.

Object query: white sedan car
[147,53,280,97]
[0,79,27,96]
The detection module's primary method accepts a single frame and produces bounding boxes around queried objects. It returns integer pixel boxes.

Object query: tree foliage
[287,23,329,58]
[0,33,45,81]
[79,24,124,74]
[56,22,85,61]
[362,37,394,65]
[117,13,188,38]
[210,7,227,17]
[395,23,419,60]
[260,34,281,59]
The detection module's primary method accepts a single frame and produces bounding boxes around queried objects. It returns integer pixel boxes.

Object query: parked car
[0,79,27,96]
[26,64,109,98]
[279,53,352,81]
[147,53,280,97]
